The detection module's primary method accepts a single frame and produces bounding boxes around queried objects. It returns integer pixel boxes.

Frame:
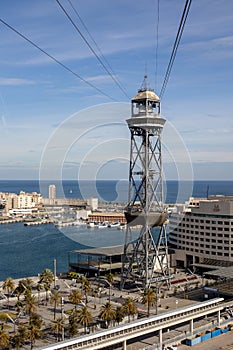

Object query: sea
[0,180,232,282]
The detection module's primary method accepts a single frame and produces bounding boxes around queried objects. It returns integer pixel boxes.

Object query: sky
[0,0,233,181]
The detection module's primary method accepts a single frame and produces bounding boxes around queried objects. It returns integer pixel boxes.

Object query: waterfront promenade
[1,272,233,349]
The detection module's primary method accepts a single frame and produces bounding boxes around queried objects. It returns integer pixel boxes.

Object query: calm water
[0,180,232,281]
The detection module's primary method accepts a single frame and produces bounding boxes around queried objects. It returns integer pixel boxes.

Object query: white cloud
[0,77,34,86]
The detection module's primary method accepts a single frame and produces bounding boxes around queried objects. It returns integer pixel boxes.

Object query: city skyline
[0,0,232,180]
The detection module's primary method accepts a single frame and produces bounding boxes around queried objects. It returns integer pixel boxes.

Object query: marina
[0,180,232,282]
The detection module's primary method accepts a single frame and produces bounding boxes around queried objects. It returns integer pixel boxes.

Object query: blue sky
[0,0,232,181]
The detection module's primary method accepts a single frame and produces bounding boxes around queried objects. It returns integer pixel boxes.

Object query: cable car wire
[67,0,128,96]
[154,0,160,91]
[0,18,117,102]
[56,0,130,100]
[159,0,192,100]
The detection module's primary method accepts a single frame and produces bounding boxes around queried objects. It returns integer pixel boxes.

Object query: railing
[37,298,224,350]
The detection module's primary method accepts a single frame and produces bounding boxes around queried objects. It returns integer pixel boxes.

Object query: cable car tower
[121,75,170,289]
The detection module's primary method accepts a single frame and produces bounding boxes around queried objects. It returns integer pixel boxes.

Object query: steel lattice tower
[121,76,170,289]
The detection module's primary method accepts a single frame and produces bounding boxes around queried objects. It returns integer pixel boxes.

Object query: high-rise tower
[121,75,170,289]
[48,184,56,199]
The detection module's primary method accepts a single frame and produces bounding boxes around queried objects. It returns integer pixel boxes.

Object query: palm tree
[26,313,42,349]
[123,297,137,322]
[39,269,54,301]
[11,333,23,350]
[77,305,93,334]
[141,288,156,317]
[91,288,99,309]
[0,313,8,329]
[28,324,41,350]
[0,326,10,349]
[99,302,116,328]
[67,310,79,338]
[2,277,15,308]
[50,290,61,320]
[14,282,25,301]
[104,273,115,302]
[12,324,28,349]
[78,275,88,285]
[21,278,34,292]
[43,283,51,303]
[39,268,54,285]
[29,313,42,330]
[24,293,37,316]
[50,317,64,342]
[14,300,23,318]
[115,305,125,325]
[36,283,43,306]
[68,289,83,306]
[83,280,91,305]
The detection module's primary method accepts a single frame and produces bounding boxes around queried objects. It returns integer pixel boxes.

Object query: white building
[169,196,233,270]
[48,184,56,199]
[0,191,42,213]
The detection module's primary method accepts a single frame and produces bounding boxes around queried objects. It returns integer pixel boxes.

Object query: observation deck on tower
[124,75,167,228]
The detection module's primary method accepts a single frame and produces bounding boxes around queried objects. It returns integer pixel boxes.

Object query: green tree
[78,275,88,285]
[44,283,51,303]
[27,313,42,349]
[141,288,156,317]
[0,326,10,349]
[77,306,93,334]
[0,313,8,329]
[14,282,25,301]
[2,277,15,309]
[83,280,91,305]
[11,333,23,350]
[99,302,116,328]
[36,283,43,306]
[14,300,23,317]
[29,313,42,330]
[50,290,61,320]
[68,289,83,306]
[21,278,34,292]
[50,317,64,342]
[39,268,54,285]
[123,297,137,322]
[39,269,54,301]
[28,324,41,350]
[105,273,116,302]
[115,305,125,325]
[67,310,79,338]
[12,324,28,349]
[24,293,37,316]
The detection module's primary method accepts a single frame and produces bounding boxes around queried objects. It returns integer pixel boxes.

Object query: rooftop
[70,245,125,257]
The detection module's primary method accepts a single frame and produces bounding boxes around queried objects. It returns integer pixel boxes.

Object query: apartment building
[169,196,233,270]
[0,191,42,213]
